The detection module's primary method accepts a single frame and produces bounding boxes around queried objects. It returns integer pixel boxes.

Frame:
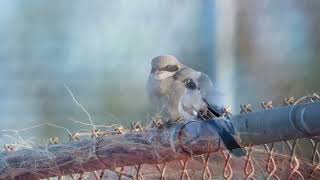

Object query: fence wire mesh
[35,138,319,180]
[2,95,320,180]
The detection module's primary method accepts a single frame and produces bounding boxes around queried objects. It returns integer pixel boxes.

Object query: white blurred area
[215,0,237,111]
[0,0,320,143]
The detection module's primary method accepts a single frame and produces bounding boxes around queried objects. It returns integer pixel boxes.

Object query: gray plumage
[146,55,226,122]
[146,55,186,123]
[177,69,227,120]
[146,55,246,157]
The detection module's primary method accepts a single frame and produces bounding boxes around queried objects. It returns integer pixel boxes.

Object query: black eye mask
[159,65,179,72]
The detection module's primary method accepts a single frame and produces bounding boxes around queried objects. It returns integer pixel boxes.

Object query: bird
[146,55,226,123]
[146,55,246,157]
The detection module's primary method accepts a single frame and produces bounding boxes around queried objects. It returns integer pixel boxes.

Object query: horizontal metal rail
[231,101,320,145]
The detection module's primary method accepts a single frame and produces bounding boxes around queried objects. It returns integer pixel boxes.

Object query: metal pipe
[230,102,320,146]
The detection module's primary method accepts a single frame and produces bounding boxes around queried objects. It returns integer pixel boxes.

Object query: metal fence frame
[1,98,320,179]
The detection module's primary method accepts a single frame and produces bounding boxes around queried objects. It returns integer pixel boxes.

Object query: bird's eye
[160,65,179,72]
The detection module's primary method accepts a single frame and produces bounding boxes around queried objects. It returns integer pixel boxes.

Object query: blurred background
[0,0,319,143]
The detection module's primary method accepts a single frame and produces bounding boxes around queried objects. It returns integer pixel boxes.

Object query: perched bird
[146,55,225,123]
[147,55,246,157]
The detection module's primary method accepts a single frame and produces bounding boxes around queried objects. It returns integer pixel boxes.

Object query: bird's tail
[230,148,247,157]
[207,120,247,157]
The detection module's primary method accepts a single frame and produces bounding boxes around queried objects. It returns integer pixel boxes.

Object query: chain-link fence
[1,95,320,180]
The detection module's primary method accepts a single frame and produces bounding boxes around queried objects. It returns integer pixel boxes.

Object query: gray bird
[147,55,246,157]
[146,55,225,122]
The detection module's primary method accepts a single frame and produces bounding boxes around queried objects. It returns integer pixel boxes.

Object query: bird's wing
[197,73,228,117]
[181,71,246,157]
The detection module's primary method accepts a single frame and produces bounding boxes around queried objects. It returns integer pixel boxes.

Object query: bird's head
[150,55,183,80]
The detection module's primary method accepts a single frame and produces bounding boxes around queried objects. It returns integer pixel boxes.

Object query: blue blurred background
[0,0,319,143]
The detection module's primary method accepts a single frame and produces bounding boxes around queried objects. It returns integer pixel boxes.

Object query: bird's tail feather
[219,126,247,157]
[230,148,247,157]
[207,120,247,157]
